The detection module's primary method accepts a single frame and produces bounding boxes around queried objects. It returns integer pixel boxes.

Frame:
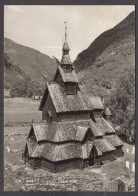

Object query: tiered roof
[26,22,123,166]
[27,139,93,161]
[27,117,123,162]
[96,118,115,134]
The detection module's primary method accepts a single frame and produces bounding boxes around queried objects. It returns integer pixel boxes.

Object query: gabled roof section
[76,126,89,141]
[27,140,94,161]
[95,118,115,134]
[32,121,90,143]
[104,108,112,116]
[89,121,104,137]
[47,83,93,113]
[104,135,123,147]
[90,96,104,110]
[27,139,38,156]
[58,65,78,83]
[94,138,116,155]
[39,87,48,111]
[82,141,93,159]
[33,123,48,142]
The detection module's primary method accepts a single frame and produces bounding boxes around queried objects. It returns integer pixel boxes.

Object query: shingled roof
[89,121,104,137]
[27,140,93,162]
[104,108,112,116]
[90,96,104,110]
[82,142,93,159]
[46,83,93,113]
[95,118,115,134]
[94,139,116,155]
[32,121,90,143]
[61,54,72,65]
[39,87,48,111]
[58,65,78,83]
[104,135,123,147]
[33,123,48,142]
[31,118,117,143]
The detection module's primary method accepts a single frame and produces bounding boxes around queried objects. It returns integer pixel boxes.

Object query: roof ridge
[91,121,104,132]
[114,134,124,144]
[103,138,116,150]
[47,85,60,113]
[102,118,115,132]
[31,145,39,157]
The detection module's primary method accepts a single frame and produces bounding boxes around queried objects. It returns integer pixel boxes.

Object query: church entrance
[89,149,94,166]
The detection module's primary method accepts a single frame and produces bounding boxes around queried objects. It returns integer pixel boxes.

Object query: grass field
[4,98,41,125]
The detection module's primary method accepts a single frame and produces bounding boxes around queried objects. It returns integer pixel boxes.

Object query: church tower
[54,22,78,95]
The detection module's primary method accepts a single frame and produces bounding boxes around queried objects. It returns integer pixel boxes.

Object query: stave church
[23,22,123,172]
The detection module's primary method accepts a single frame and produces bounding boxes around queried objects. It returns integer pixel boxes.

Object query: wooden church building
[23,22,123,172]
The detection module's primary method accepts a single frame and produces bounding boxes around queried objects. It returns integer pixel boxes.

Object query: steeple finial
[64,21,67,41]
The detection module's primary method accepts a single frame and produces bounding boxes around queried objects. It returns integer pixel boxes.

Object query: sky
[4,5,135,61]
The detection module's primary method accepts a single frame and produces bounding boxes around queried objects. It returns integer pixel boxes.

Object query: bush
[10,81,33,98]
[10,80,44,98]
[109,68,135,141]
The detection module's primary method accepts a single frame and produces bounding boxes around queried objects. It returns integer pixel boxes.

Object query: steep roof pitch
[95,118,115,134]
[60,54,72,65]
[39,87,48,111]
[89,121,104,137]
[32,119,115,143]
[27,140,93,162]
[94,139,116,154]
[27,139,38,156]
[90,96,104,109]
[47,83,93,113]
[82,142,93,159]
[104,135,123,147]
[58,65,78,83]
[33,123,48,142]
[76,126,89,141]
[90,96,104,110]
[32,121,90,143]
[104,108,112,116]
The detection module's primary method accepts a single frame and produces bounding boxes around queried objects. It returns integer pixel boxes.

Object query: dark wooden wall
[54,71,62,82]
[101,151,114,162]
[56,159,83,172]
[113,146,123,157]
[58,111,90,122]
[92,110,103,118]
[42,94,58,121]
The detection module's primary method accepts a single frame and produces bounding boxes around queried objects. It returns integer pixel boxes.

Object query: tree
[10,81,33,98]
[109,68,135,142]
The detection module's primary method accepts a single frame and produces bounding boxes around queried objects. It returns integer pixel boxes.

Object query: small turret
[104,107,112,120]
[60,21,72,67]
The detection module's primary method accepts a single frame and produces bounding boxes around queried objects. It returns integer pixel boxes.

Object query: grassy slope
[4,38,57,88]
[74,11,135,96]
[4,54,30,89]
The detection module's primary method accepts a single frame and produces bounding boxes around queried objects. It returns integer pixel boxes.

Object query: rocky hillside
[4,38,57,89]
[4,54,30,89]
[74,11,135,96]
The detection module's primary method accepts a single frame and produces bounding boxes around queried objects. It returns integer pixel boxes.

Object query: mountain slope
[74,11,135,96]
[4,54,30,89]
[4,38,57,88]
